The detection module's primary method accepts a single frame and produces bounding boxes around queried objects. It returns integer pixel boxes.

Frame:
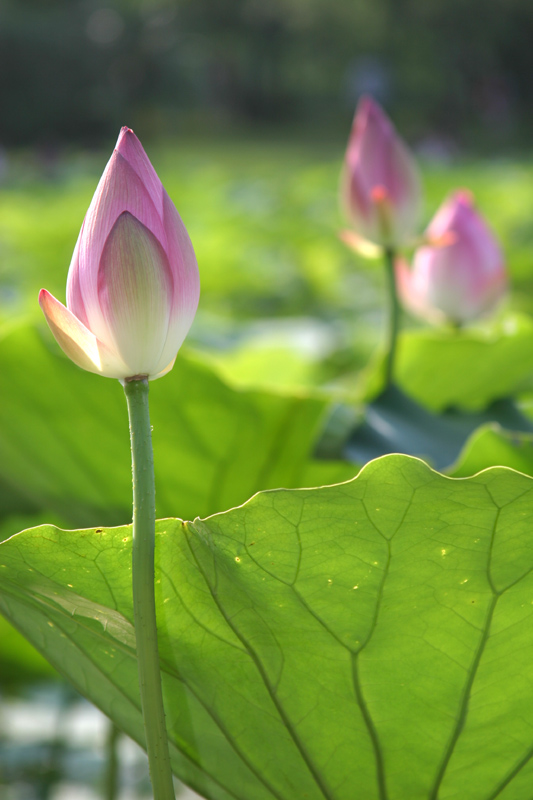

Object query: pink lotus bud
[39,128,200,380]
[396,190,507,324]
[341,96,422,248]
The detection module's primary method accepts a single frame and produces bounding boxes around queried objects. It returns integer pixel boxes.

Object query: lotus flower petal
[40,127,200,380]
[338,229,382,259]
[398,190,507,325]
[115,127,164,218]
[97,212,173,375]
[341,96,422,248]
[39,290,129,378]
[77,153,166,343]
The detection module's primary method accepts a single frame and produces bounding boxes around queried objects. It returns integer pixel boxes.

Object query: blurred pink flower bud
[341,96,422,249]
[396,189,507,324]
[39,127,200,380]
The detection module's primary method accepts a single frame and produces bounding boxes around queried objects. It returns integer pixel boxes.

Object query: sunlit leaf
[0,323,355,530]
[2,455,533,798]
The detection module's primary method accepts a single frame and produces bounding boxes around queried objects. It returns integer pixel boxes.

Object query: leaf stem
[383,246,400,388]
[123,378,175,800]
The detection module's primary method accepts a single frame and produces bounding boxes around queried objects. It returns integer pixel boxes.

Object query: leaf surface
[2,455,533,799]
[392,315,533,411]
[0,324,355,530]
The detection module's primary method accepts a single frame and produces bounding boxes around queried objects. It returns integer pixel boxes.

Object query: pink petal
[350,100,394,192]
[411,245,465,321]
[76,151,167,344]
[416,190,507,323]
[65,227,90,327]
[162,191,200,316]
[115,128,164,219]
[395,257,444,324]
[151,192,200,375]
[39,289,130,378]
[97,212,174,376]
[341,164,374,234]
[343,96,422,246]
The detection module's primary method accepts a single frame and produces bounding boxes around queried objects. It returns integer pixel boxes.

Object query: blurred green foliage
[2,138,533,388]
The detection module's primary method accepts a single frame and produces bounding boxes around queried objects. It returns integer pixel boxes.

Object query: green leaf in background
[334,315,533,472]
[0,323,356,532]
[0,614,57,682]
[3,455,533,799]
[449,423,533,478]
[319,385,533,472]
[391,314,533,411]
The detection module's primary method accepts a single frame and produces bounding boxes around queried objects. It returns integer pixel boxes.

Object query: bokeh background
[2,0,533,149]
[3,0,533,390]
[3,1,533,798]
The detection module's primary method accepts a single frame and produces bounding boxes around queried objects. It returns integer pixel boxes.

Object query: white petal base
[39,290,131,379]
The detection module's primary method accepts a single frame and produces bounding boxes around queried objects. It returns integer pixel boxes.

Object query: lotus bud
[340,96,422,250]
[39,127,200,381]
[396,189,507,325]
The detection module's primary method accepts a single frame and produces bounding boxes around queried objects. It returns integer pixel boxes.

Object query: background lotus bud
[340,95,422,249]
[39,127,200,381]
[396,189,507,325]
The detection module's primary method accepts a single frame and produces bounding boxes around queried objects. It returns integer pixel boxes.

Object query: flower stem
[383,246,400,388]
[123,378,175,800]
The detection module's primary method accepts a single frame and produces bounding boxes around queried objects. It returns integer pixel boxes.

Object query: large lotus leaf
[375,314,533,412]
[2,455,533,798]
[0,323,356,531]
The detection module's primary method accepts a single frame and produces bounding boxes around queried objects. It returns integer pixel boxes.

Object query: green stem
[104,721,120,800]
[383,246,400,388]
[123,378,175,800]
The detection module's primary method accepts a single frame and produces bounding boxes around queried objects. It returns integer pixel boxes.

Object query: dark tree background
[1,0,532,148]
